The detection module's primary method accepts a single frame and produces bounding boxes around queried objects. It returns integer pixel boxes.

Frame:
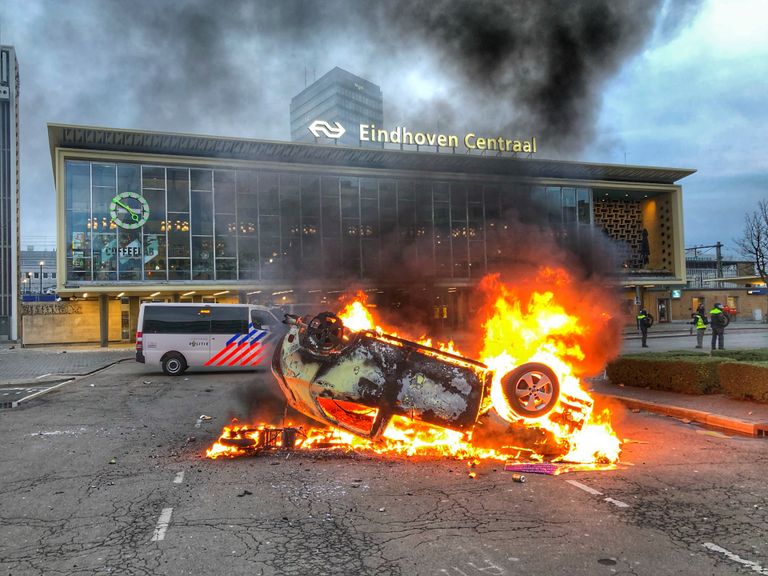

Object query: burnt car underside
[270,312,587,453]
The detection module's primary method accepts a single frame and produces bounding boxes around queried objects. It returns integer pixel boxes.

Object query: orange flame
[478,270,620,463]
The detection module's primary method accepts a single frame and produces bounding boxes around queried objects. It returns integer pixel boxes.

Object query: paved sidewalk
[0,347,133,385]
[590,378,768,437]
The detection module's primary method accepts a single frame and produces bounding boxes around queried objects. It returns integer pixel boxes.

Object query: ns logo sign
[308,120,346,139]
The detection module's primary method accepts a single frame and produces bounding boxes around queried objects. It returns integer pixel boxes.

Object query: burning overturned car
[271,311,583,444]
[208,271,622,463]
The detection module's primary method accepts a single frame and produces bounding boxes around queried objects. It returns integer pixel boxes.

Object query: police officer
[691,304,708,349]
[637,308,651,348]
[709,303,727,350]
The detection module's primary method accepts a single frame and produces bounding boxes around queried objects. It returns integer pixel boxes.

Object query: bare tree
[736,199,768,287]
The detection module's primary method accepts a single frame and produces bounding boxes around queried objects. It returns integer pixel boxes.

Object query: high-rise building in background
[290,67,383,148]
[0,46,20,340]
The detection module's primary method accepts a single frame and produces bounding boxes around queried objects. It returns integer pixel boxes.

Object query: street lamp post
[39,261,44,295]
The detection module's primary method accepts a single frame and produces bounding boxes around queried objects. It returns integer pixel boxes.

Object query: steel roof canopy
[48,124,696,185]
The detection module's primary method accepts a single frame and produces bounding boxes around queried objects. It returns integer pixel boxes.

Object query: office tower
[0,46,19,340]
[290,67,383,147]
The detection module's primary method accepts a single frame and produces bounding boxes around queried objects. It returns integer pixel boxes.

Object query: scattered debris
[504,461,618,475]
[108,458,116,465]
[631,408,641,413]
[199,415,212,421]
[510,473,526,483]
[237,489,253,497]
[468,471,477,479]
[143,381,152,385]
[378,507,386,512]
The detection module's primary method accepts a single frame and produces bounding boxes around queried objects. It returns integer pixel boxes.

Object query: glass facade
[63,160,593,285]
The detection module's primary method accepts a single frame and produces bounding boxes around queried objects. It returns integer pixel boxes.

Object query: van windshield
[251,310,277,329]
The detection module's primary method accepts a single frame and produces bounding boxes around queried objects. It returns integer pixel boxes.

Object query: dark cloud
[7,0,692,241]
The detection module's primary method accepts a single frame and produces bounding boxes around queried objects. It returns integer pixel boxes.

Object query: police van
[135,303,284,375]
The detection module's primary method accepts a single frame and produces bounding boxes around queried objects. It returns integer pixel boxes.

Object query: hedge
[718,361,768,402]
[606,355,724,395]
[606,350,768,403]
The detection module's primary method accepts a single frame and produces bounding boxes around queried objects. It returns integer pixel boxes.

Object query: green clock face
[110,192,150,229]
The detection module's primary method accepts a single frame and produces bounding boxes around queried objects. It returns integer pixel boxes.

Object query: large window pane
[93,163,116,188]
[65,161,91,212]
[144,234,167,281]
[192,236,214,279]
[167,168,190,212]
[93,233,117,281]
[191,191,213,235]
[167,216,190,258]
[214,170,236,212]
[142,166,165,189]
[259,172,279,215]
[191,169,212,191]
[118,164,141,194]
[141,189,166,234]
[117,228,142,281]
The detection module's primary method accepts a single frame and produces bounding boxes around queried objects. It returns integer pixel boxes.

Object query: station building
[43,123,694,345]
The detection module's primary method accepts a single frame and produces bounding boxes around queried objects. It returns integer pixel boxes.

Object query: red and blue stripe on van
[204,324,271,367]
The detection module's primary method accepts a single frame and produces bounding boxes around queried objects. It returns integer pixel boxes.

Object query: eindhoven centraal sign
[360,124,536,153]
[308,119,537,154]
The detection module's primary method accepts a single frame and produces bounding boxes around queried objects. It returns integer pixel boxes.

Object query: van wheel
[162,353,187,376]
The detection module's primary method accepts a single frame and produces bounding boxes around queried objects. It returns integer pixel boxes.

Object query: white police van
[136,303,284,375]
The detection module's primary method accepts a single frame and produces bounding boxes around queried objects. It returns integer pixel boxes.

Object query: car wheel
[500,362,560,418]
[161,352,187,376]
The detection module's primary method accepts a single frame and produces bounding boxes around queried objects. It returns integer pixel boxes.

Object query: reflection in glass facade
[64,160,593,284]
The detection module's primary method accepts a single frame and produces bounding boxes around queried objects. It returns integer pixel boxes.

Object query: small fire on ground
[207,268,621,465]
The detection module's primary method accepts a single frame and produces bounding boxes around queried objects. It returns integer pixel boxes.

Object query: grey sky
[3,0,765,258]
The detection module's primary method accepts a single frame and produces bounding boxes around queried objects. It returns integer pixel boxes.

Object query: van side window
[143,306,210,334]
[210,306,249,334]
[251,311,275,329]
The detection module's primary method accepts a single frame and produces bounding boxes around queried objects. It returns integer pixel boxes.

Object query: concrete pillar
[129,296,141,342]
[99,294,109,348]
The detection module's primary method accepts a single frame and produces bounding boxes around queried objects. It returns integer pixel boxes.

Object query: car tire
[161,352,187,376]
[500,362,560,418]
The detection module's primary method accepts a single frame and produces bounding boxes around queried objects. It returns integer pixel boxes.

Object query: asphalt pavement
[2,361,767,575]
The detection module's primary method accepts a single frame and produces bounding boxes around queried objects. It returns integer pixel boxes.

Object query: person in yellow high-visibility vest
[690,304,708,349]
[709,303,727,350]
[636,309,651,348]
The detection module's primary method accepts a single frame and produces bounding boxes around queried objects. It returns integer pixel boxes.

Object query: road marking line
[566,480,603,496]
[151,507,173,542]
[604,497,630,508]
[36,373,52,379]
[703,543,768,575]
[173,471,184,484]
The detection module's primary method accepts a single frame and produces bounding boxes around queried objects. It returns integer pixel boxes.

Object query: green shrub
[606,356,724,394]
[718,362,768,402]
[712,349,768,362]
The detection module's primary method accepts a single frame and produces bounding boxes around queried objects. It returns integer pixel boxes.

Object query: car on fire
[271,312,562,440]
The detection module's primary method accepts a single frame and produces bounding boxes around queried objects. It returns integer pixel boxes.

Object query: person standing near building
[710,303,727,350]
[637,309,651,348]
[691,304,708,349]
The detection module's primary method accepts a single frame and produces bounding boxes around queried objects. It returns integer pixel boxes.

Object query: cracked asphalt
[1,361,767,575]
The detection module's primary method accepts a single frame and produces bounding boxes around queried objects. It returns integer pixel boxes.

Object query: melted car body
[272,312,560,440]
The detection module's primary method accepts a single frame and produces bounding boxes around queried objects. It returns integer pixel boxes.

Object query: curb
[595,392,768,437]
